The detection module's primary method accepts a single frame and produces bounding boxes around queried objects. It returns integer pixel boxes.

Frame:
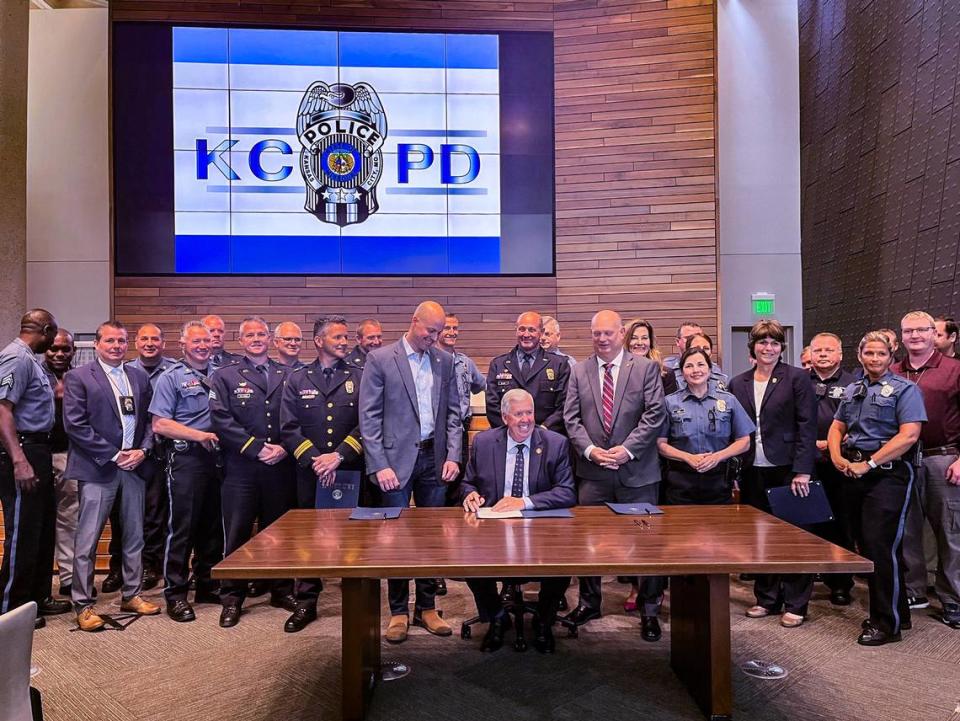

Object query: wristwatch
[336,452,344,464]
[866,458,878,469]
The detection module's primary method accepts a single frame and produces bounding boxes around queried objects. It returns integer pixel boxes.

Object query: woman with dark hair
[658,348,754,504]
[728,319,818,628]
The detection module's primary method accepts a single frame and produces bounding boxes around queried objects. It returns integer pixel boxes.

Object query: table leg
[669,574,732,721]
[342,578,381,721]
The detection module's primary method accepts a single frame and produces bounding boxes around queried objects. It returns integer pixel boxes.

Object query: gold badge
[345,380,355,394]
[716,399,727,412]
[546,368,555,380]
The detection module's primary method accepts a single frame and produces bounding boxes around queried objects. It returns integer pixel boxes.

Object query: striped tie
[601,363,615,435]
[111,366,136,449]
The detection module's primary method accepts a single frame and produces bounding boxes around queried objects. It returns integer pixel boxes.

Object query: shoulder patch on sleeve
[0,373,13,388]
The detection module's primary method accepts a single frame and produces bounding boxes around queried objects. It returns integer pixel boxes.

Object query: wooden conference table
[213,505,872,721]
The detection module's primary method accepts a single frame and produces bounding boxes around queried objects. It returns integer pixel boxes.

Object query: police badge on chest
[120,396,136,415]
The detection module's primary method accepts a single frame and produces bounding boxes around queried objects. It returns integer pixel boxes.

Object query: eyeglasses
[279,336,303,343]
[901,327,933,335]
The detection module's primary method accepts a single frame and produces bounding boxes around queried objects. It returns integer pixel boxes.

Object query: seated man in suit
[461,389,576,654]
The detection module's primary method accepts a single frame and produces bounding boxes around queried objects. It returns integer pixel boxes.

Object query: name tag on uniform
[120,396,136,415]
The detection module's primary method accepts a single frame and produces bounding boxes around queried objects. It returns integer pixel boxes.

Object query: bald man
[359,301,462,643]
[202,314,242,371]
[486,311,570,433]
[562,310,666,635]
[273,321,305,370]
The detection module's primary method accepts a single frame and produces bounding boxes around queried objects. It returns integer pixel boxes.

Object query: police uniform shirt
[0,338,55,432]
[209,350,241,372]
[208,356,287,460]
[452,350,484,423]
[345,346,367,369]
[660,386,755,455]
[272,358,306,372]
[125,356,178,392]
[485,346,569,430]
[279,358,363,469]
[810,367,856,440]
[148,362,214,430]
[834,371,927,451]
[674,365,729,392]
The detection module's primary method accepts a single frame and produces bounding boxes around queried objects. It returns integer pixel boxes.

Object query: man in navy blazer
[461,389,576,653]
[63,321,160,631]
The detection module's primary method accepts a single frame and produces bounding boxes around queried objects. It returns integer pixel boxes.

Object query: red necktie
[602,363,615,434]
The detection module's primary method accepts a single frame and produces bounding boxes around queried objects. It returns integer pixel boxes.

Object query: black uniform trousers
[377,444,448,617]
[467,577,570,624]
[220,459,296,606]
[663,464,732,506]
[743,464,814,615]
[844,460,914,634]
[108,452,169,575]
[290,467,328,606]
[576,476,662,617]
[163,444,223,603]
[812,459,855,593]
[0,437,55,613]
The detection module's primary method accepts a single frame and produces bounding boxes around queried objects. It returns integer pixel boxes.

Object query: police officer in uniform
[150,320,223,623]
[807,332,858,605]
[0,309,71,627]
[828,331,927,646]
[209,316,296,629]
[279,315,364,632]
[203,314,242,371]
[486,311,569,433]
[345,318,383,369]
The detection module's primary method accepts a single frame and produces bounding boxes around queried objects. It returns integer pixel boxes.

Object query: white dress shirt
[504,434,534,510]
[402,336,435,441]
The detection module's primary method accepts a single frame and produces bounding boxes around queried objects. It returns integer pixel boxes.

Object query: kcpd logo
[297,81,387,228]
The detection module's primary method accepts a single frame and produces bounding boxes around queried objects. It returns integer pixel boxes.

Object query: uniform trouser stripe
[162,451,176,590]
[0,488,22,614]
[889,463,915,633]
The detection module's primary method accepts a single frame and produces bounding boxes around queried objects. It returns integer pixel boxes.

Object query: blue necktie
[111,366,136,449]
[511,444,525,498]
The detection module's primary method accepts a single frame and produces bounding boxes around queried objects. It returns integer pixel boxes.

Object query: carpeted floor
[29,576,960,721]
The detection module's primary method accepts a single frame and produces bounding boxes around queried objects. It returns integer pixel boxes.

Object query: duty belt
[18,431,52,444]
[842,448,894,469]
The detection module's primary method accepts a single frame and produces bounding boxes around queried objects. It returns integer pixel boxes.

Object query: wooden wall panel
[111,0,717,369]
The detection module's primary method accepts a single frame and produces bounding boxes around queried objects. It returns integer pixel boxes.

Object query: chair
[0,601,42,721]
[460,582,578,651]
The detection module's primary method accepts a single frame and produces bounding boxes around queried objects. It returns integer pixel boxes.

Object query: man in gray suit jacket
[359,300,462,644]
[563,310,666,632]
[63,321,161,631]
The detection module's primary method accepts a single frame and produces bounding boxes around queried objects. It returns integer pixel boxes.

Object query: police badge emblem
[297,82,387,227]
[345,380,355,394]
[880,384,894,397]
[716,399,727,412]
[546,368,555,381]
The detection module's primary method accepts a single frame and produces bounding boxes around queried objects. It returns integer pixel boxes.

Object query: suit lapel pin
[771,377,778,384]
[535,447,543,455]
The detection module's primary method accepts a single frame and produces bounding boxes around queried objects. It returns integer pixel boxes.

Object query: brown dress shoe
[121,596,161,615]
[385,614,409,644]
[77,607,106,632]
[413,608,452,636]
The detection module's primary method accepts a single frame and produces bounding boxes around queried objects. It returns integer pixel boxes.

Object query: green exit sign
[751,294,775,316]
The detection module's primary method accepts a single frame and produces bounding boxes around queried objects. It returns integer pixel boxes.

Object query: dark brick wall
[800,0,960,352]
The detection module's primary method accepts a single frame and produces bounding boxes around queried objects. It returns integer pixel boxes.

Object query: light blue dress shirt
[402,336,435,441]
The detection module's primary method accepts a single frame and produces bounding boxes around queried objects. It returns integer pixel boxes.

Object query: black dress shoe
[101,570,122,594]
[193,589,220,605]
[857,622,900,646]
[284,606,318,633]
[641,616,662,642]
[435,578,447,596]
[533,620,555,654]
[34,617,46,630]
[269,594,298,613]
[167,600,196,623]
[830,589,852,606]
[861,617,911,631]
[247,580,269,598]
[564,605,601,626]
[219,605,241,628]
[480,614,511,652]
[142,568,161,591]
[38,597,72,615]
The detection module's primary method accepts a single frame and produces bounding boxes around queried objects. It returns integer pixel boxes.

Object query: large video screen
[113,25,555,275]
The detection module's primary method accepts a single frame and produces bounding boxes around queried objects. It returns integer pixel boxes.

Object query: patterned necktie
[110,366,136,449]
[511,444,525,498]
[602,363,615,434]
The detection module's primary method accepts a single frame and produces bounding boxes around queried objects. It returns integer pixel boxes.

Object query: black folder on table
[315,470,362,509]
[766,481,833,525]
